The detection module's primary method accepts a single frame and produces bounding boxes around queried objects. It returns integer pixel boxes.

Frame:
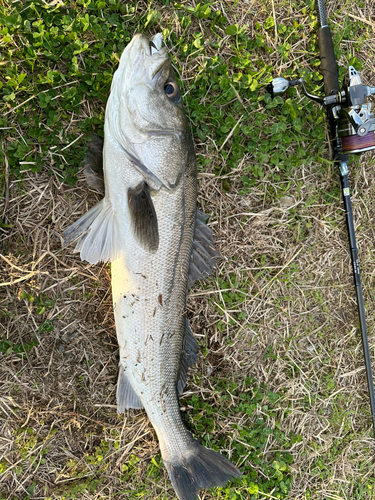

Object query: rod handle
[318,26,340,96]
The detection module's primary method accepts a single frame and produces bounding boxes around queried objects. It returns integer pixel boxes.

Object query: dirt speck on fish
[63,33,241,499]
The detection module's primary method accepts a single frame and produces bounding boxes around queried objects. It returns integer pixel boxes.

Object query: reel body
[268,66,375,155]
[335,67,375,153]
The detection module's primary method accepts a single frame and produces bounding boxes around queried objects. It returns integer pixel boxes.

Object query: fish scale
[63,33,241,500]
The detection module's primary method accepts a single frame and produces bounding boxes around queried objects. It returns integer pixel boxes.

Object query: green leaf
[225,24,239,36]
[248,482,259,494]
[39,321,54,333]
[271,122,287,134]
[283,98,297,119]
[197,4,211,18]
[249,79,258,91]
[44,299,56,308]
[0,340,13,354]
[193,37,202,49]
[241,125,253,136]
[265,16,275,29]
[3,92,16,102]
[17,73,26,84]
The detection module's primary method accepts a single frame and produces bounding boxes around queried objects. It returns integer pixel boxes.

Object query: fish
[63,33,241,500]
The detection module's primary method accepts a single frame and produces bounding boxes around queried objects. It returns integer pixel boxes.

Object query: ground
[1,0,375,499]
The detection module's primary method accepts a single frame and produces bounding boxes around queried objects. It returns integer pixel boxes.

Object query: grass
[1,0,375,499]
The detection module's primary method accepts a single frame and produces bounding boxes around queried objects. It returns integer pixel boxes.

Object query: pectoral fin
[63,199,121,264]
[128,182,159,253]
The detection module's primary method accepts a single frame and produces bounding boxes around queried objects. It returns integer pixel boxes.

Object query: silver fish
[63,33,240,500]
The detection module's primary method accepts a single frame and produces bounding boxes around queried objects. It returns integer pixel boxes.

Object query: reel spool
[336,67,375,154]
[339,132,375,154]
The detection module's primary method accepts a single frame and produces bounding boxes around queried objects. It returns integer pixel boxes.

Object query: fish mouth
[129,33,170,86]
[149,33,164,54]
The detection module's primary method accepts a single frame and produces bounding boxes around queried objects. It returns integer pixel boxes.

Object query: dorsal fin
[84,133,105,194]
[188,210,220,288]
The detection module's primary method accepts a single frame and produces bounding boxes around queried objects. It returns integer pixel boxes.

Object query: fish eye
[164,81,180,102]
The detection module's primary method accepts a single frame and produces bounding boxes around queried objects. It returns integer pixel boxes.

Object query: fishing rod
[267,0,375,437]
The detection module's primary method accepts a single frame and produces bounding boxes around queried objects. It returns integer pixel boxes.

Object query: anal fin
[117,367,144,412]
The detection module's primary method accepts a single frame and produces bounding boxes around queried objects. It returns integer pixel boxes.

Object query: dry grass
[1,0,375,499]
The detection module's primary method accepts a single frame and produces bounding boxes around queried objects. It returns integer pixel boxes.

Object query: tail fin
[164,440,241,500]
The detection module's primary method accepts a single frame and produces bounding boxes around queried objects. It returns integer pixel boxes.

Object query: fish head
[106,33,194,190]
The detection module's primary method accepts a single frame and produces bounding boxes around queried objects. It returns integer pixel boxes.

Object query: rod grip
[318,26,340,96]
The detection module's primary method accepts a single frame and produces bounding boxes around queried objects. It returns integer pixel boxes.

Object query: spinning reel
[268,66,375,155]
